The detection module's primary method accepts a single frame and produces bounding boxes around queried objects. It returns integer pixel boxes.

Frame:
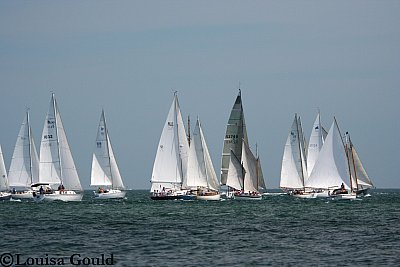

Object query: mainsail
[347,135,373,190]
[8,111,40,188]
[39,93,82,191]
[184,119,219,191]
[0,146,9,191]
[150,93,189,192]
[307,112,325,177]
[220,90,248,185]
[280,114,307,189]
[305,118,350,190]
[90,110,125,189]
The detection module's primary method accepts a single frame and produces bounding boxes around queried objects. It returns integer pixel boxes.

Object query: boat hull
[234,194,263,200]
[33,191,83,202]
[197,194,221,201]
[151,195,181,200]
[11,191,34,200]
[94,190,126,199]
[293,193,316,199]
[0,192,11,201]
[331,193,357,200]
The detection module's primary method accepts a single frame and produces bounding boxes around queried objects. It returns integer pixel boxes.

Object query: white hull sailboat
[184,118,221,201]
[150,92,189,200]
[91,110,126,199]
[34,93,83,202]
[305,118,364,200]
[8,111,39,200]
[0,146,11,201]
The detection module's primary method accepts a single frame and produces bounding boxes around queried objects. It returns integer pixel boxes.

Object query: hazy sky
[0,1,399,189]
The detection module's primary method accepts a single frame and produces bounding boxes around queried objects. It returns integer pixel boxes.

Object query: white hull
[331,193,357,200]
[293,193,316,199]
[94,189,126,199]
[234,194,263,200]
[196,194,221,201]
[34,190,83,202]
[11,190,34,199]
[313,190,330,198]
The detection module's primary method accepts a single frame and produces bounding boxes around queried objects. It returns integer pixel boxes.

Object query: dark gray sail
[220,90,248,185]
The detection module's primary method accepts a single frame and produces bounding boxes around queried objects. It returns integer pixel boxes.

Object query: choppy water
[1,190,399,266]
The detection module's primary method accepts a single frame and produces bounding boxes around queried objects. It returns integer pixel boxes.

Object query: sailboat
[0,146,11,200]
[8,111,39,199]
[229,140,263,200]
[305,118,357,200]
[280,114,311,198]
[184,118,220,200]
[220,90,250,198]
[90,110,126,199]
[150,92,189,200]
[32,93,83,201]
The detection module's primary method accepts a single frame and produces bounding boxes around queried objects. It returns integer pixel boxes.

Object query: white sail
[221,90,248,185]
[307,113,325,177]
[257,157,266,190]
[241,141,258,193]
[226,150,243,191]
[184,120,208,189]
[305,119,350,190]
[297,116,308,182]
[199,121,220,192]
[0,146,9,191]
[280,115,306,189]
[90,110,124,189]
[39,94,82,191]
[8,111,40,188]
[185,119,219,191]
[151,93,189,192]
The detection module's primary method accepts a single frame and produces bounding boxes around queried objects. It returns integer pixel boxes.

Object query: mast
[187,115,191,146]
[335,117,352,192]
[103,109,114,189]
[27,110,34,185]
[52,93,63,186]
[175,92,184,189]
[295,114,305,190]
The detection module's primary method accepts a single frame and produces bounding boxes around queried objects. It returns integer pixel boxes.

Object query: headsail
[226,150,243,191]
[241,141,259,193]
[151,93,189,192]
[305,119,350,190]
[8,111,40,188]
[39,93,82,191]
[221,90,248,185]
[0,146,9,191]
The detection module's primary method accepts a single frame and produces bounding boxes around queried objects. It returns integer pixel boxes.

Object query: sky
[0,1,399,189]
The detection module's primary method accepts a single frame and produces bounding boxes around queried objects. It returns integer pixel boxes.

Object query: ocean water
[1,190,399,267]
